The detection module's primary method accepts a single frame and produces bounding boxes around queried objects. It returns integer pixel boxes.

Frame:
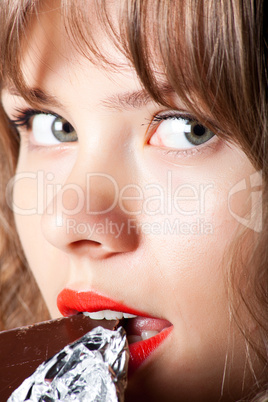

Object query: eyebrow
[6,86,63,109]
[5,84,173,111]
[100,84,174,110]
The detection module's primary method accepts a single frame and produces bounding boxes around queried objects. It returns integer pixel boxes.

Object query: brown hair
[0,0,267,398]
[0,104,50,328]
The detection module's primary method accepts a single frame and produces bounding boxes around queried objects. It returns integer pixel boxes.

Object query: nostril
[69,239,116,259]
[70,239,102,250]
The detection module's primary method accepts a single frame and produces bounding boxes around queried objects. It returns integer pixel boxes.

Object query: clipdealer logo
[228,171,262,232]
[5,170,214,222]
[6,170,263,233]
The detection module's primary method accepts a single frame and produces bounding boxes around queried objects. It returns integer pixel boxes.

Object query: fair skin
[1,3,263,401]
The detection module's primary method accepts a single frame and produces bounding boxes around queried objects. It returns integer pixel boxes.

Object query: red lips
[57,288,173,375]
[57,288,143,317]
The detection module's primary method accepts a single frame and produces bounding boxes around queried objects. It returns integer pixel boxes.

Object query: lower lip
[128,326,173,376]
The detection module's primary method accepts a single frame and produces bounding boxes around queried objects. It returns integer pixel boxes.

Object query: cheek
[12,164,72,317]
[143,156,257,328]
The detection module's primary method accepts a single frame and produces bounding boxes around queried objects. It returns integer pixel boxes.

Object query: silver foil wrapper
[8,326,128,402]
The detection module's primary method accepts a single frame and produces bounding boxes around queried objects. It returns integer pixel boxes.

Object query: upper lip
[57,288,148,317]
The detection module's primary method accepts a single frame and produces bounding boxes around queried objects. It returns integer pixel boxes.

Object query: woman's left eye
[149,113,215,150]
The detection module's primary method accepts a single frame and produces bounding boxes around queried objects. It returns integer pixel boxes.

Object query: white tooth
[141,330,159,340]
[83,310,136,320]
[83,312,91,317]
[122,313,137,319]
[104,310,123,320]
[83,310,124,320]
[85,311,105,320]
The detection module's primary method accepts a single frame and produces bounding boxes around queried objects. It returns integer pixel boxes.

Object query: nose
[41,151,139,259]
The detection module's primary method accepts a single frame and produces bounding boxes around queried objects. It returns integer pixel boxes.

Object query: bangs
[0,0,267,168]
[116,0,267,162]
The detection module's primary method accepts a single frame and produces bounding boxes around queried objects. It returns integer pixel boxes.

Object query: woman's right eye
[12,111,78,145]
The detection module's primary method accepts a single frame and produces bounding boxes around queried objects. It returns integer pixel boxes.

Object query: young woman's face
[1,4,262,401]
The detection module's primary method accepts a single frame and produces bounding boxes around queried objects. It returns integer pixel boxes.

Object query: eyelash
[10,108,59,130]
[149,110,215,131]
[12,109,209,129]
[151,111,192,124]
[10,108,218,158]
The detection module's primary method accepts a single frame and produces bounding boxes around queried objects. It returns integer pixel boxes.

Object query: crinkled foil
[8,326,128,402]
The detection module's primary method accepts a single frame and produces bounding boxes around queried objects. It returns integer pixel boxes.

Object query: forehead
[10,1,176,116]
[20,1,133,91]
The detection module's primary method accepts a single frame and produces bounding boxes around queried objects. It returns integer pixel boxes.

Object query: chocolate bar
[8,326,128,401]
[0,315,117,400]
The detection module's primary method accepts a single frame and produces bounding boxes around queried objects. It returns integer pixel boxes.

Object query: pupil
[193,124,206,136]
[63,122,73,134]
